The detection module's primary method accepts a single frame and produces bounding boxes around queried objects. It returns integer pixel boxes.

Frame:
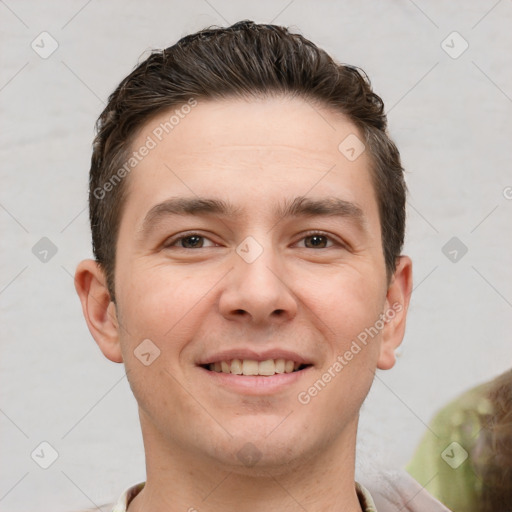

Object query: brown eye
[179,235,204,248]
[165,233,217,249]
[302,234,332,249]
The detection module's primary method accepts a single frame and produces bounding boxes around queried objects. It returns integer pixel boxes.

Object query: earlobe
[377,256,413,370]
[74,259,123,363]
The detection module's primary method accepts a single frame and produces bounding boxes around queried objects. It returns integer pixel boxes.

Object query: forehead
[122,96,378,225]
[138,96,360,161]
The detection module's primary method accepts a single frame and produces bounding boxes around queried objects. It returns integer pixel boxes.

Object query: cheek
[116,262,212,338]
[115,263,223,388]
[299,265,386,343]
[123,361,198,440]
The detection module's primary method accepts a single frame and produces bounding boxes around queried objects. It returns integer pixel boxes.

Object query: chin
[202,426,315,475]
[214,445,309,477]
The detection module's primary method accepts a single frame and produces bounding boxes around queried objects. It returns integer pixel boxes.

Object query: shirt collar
[111,482,144,512]
[111,481,378,512]
[356,482,378,511]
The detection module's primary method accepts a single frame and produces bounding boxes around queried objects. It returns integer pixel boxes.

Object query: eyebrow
[139,195,367,236]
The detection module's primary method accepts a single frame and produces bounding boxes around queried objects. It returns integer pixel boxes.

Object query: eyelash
[164,230,344,249]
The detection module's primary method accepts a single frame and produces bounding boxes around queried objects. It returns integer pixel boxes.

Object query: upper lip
[196,348,314,366]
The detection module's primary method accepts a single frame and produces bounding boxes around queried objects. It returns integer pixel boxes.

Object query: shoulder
[360,470,452,511]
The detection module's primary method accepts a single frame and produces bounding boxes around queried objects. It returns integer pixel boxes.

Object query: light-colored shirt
[110,481,378,512]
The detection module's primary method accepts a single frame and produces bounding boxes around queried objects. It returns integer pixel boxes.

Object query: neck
[128,414,363,512]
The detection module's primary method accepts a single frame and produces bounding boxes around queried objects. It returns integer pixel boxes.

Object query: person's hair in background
[88,20,406,301]
[475,369,512,511]
[407,368,512,511]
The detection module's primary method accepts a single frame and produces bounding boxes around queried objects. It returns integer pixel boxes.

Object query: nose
[218,243,298,325]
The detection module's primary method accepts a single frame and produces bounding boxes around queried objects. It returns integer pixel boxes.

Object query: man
[75,20,447,511]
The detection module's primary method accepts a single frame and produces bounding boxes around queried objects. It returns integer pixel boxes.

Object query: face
[78,95,411,474]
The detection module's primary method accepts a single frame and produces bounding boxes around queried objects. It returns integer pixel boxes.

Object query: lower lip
[198,366,312,395]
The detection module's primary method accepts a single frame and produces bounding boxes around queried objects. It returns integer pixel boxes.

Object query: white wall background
[1,1,511,510]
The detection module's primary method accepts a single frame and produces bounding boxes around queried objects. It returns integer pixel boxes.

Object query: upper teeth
[208,359,301,376]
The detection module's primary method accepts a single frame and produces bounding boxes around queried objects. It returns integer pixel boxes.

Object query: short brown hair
[89,20,406,300]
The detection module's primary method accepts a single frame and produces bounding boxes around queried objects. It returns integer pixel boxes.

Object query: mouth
[200,358,312,376]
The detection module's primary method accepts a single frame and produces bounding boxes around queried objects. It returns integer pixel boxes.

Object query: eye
[165,233,217,249]
[296,232,337,249]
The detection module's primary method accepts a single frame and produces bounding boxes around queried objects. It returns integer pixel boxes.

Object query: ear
[377,256,413,370]
[74,259,123,363]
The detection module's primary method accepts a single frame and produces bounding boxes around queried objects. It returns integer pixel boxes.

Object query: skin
[75,96,412,512]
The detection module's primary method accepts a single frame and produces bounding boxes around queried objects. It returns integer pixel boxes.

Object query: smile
[201,358,311,376]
